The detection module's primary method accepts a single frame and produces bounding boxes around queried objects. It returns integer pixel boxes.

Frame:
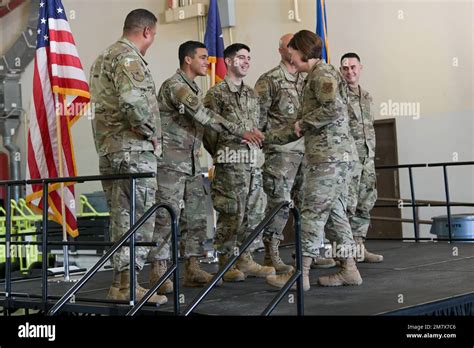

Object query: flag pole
[211,62,216,87]
[55,94,70,281]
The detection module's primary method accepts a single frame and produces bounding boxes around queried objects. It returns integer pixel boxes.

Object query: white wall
[1,0,473,236]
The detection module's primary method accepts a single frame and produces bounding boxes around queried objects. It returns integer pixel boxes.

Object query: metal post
[292,207,304,316]
[41,182,49,310]
[171,210,180,315]
[129,178,136,304]
[4,185,12,312]
[408,167,419,242]
[442,166,452,242]
[63,244,70,281]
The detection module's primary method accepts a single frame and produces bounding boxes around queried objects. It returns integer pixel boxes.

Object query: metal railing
[374,161,474,242]
[183,201,304,316]
[47,202,179,316]
[0,173,180,316]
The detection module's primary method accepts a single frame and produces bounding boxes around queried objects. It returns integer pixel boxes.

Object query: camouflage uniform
[255,62,306,243]
[265,61,358,258]
[203,76,266,255]
[90,37,160,272]
[346,85,377,238]
[150,70,249,261]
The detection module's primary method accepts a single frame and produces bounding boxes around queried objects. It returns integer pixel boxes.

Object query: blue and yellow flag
[316,0,330,63]
[204,0,226,86]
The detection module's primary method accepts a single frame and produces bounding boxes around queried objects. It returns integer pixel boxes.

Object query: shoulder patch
[318,75,337,103]
[186,94,199,108]
[322,82,334,94]
[124,59,145,82]
[176,85,200,110]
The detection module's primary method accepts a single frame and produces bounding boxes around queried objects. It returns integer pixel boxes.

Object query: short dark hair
[123,9,157,33]
[224,43,250,61]
[287,30,322,61]
[341,52,361,64]
[179,41,207,66]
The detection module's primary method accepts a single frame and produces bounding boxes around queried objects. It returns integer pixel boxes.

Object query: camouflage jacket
[347,85,376,159]
[158,69,249,175]
[254,62,306,154]
[90,37,161,157]
[203,76,263,165]
[265,60,357,164]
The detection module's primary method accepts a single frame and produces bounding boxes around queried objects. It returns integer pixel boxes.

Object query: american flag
[26,0,90,237]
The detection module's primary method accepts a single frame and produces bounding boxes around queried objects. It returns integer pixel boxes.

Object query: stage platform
[1,241,474,316]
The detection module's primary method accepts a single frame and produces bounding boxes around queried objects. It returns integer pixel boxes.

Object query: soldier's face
[340,58,362,86]
[288,47,309,72]
[228,49,251,78]
[279,45,292,63]
[189,48,209,76]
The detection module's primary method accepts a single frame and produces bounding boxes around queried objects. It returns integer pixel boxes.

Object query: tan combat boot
[119,271,168,304]
[184,256,223,287]
[355,237,383,263]
[263,238,294,273]
[149,260,174,294]
[266,256,312,291]
[311,256,337,269]
[317,257,363,287]
[237,251,276,278]
[218,254,245,282]
[107,269,127,300]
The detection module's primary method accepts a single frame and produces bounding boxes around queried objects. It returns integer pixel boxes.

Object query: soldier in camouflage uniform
[90,9,166,304]
[203,43,275,282]
[254,34,307,273]
[149,41,265,291]
[340,53,383,263]
[264,31,363,290]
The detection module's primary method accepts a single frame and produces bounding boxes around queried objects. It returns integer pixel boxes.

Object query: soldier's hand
[241,129,264,148]
[295,121,303,138]
[152,138,159,152]
[252,128,265,141]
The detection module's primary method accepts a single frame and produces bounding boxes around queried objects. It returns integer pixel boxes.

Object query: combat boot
[317,257,363,287]
[107,269,127,300]
[184,256,223,287]
[266,256,312,291]
[263,238,294,273]
[119,271,168,304]
[311,256,337,269]
[149,260,174,294]
[237,251,276,277]
[355,237,383,263]
[218,254,245,282]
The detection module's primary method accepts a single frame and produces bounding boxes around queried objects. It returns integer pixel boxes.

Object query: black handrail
[182,201,304,316]
[428,161,474,167]
[375,161,474,170]
[126,203,179,316]
[0,241,160,246]
[0,172,156,314]
[374,203,474,208]
[262,205,302,316]
[0,172,155,186]
[375,162,474,243]
[46,202,179,316]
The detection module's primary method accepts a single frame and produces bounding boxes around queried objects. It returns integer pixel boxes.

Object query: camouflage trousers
[347,157,378,238]
[99,156,113,210]
[301,161,356,258]
[149,169,208,260]
[262,152,305,242]
[99,151,157,272]
[212,163,266,255]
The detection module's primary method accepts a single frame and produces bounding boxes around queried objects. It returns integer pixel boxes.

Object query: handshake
[241,121,303,148]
